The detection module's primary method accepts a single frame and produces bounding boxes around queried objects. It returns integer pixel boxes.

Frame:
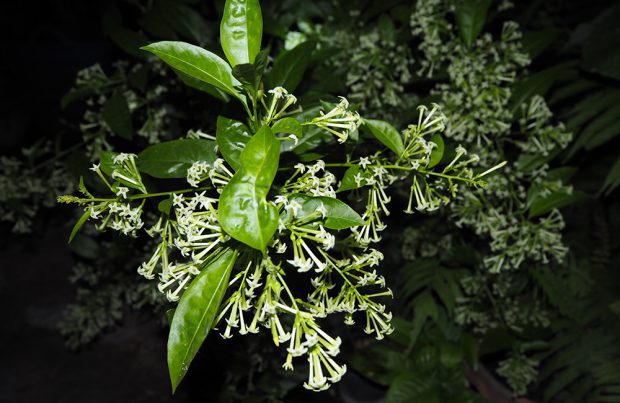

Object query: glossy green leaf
[102,93,133,140]
[364,119,404,156]
[454,0,491,47]
[338,165,363,192]
[220,0,262,66]
[168,248,238,393]
[219,126,279,251]
[138,139,217,178]
[266,41,315,92]
[141,41,243,101]
[68,209,91,244]
[216,116,252,171]
[288,194,364,229]
[176,69,230,102]
[427,134,444,168]
[272,117,302,138]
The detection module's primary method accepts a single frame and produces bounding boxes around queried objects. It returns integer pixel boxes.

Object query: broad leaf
[454,0,491,47]
[102,93,133,140]
[427,134,444,168]
[216,116,252,171]
[364,119,404,156]
[288,194,364,229]
[272,117,302,138]
[338,165,363,192]
[220,0,262,66]
[141,41,243,101]
[176,69,230,102]
[266,41,315,92]
[168,248,238,392]
[219,126,279,251]
[138,139,217,178]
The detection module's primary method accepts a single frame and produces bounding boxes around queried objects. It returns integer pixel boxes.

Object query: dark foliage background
[0,0,617,402]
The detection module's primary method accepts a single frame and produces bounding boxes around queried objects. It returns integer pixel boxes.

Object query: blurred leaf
[454,0,491,48]
[102,93,134,140]
[580,5,620,81]
[266,41,315,92]
[509,64,573,115]
[69,233,100,259]
[387,372,438,403]
[138,139,217,178]
[600,157,620,196]
[528,190,588,218]
[521,29,561,59]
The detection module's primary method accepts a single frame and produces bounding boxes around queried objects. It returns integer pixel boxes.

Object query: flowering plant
[58,0,501,393]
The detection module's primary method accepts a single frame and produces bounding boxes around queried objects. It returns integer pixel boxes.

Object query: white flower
[115,186,129,199]
[359,157,371,169]
[268,86,288,99]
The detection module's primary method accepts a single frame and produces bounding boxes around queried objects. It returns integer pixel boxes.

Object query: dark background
[0,0,616,402]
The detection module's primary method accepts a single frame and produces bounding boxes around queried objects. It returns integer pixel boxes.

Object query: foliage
[1,0,619,401]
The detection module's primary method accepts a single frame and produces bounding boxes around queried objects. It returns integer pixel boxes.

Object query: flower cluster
[305,97,363,144]
[59,83,488,391]
[308,17,414,122]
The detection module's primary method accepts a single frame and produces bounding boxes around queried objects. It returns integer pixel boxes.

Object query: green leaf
[216,116,252,171]
[220,0,262,67]
[102,93,133,140]
[176,69,230,102]
[454,0,491,48]
[232,63,259,98]
[266,41,315,92]
[138,139,217,178]
[364,119,404,156]
[338,165,363,192]
[68,209,91,244]
[168,248,238,393]
[272,117,302,138]
[158,196,173,215]
[219,126,280,251]
[288,194,364,229]
[528,190,588,218]
[427,134,444,168]
[141,41,243,101]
